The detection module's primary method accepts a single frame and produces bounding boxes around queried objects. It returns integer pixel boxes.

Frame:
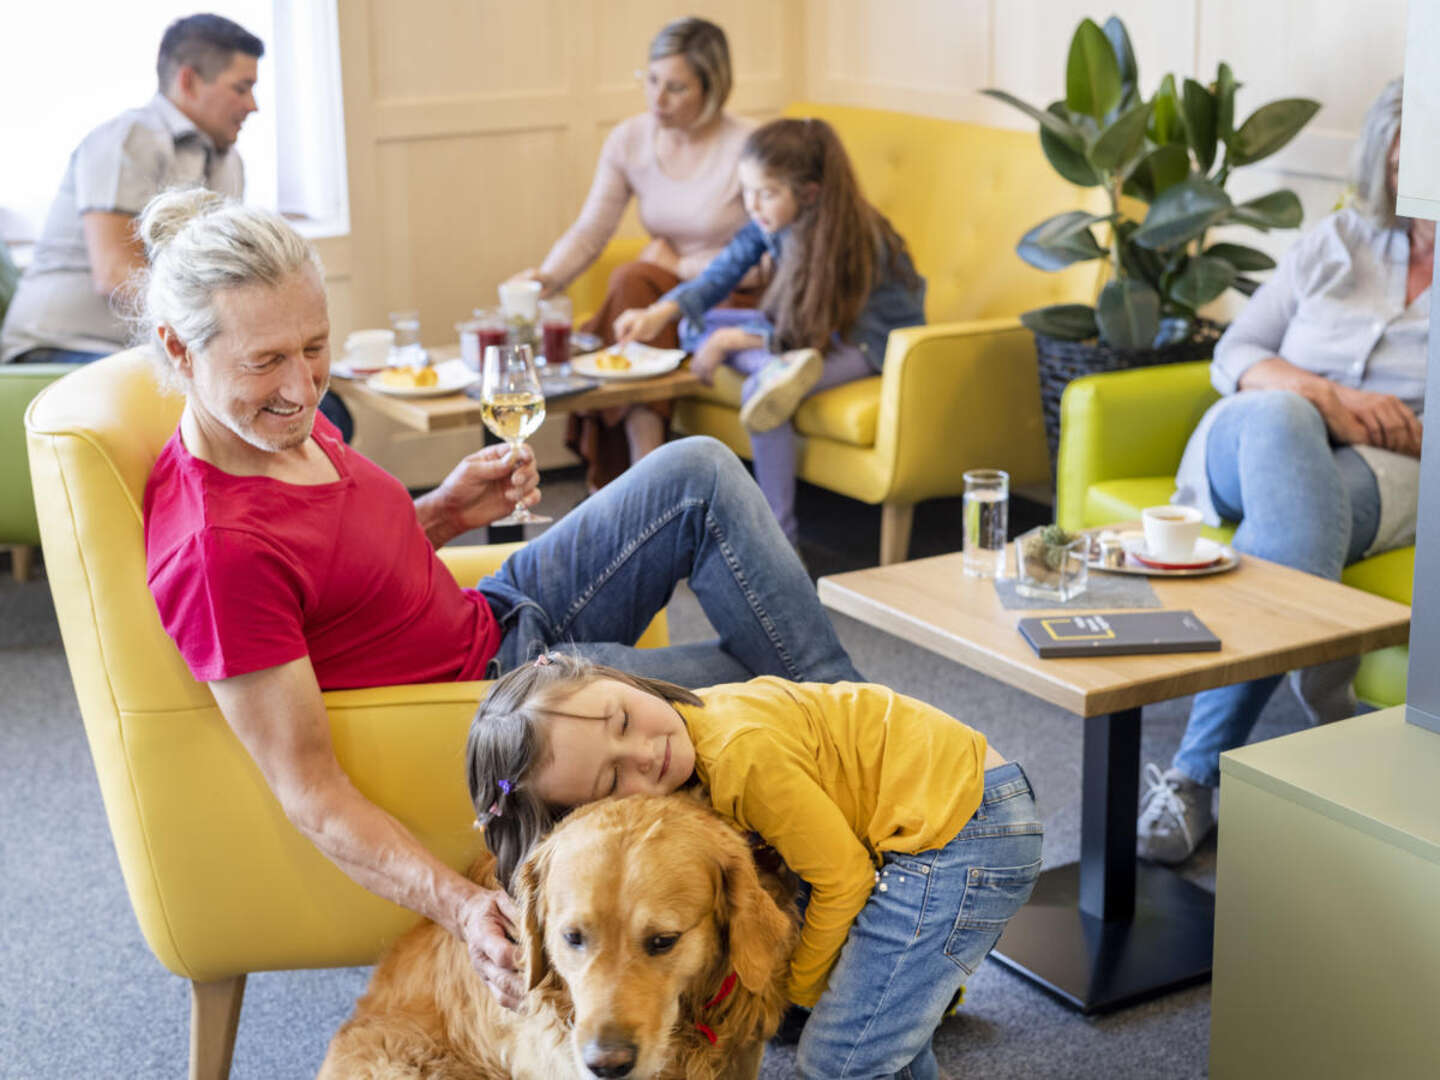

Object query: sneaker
[739,348,823,432]
[1136,764,1215,865]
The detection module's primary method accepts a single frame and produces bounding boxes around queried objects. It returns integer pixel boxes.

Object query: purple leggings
[681,309,872,544]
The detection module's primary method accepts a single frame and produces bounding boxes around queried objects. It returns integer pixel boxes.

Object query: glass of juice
[540,296,573,375]
[461,308,508,371]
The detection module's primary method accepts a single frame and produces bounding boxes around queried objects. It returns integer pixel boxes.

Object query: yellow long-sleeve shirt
[675,678,988,1007]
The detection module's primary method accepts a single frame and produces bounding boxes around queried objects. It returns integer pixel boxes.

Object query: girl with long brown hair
[616,117,926,546]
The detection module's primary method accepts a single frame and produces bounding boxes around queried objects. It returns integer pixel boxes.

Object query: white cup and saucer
[337,329,395,377]
[1129,505,1224,569]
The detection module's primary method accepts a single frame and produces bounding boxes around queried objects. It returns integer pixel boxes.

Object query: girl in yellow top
[467,654,1043,1079]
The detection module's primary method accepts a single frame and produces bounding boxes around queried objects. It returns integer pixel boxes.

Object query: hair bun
[137,186,228,260]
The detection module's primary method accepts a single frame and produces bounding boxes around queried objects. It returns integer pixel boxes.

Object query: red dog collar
[693,971,739,1045]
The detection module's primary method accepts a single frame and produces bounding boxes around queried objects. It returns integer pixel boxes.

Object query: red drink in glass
[542,320,571,366]
[478,325,508,353]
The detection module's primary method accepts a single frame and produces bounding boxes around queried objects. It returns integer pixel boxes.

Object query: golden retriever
[319,794,796,1079]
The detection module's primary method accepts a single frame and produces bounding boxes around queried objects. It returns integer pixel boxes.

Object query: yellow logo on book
[1039,615,1116,642]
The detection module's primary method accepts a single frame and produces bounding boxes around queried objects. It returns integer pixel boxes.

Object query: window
[0,1,348,250]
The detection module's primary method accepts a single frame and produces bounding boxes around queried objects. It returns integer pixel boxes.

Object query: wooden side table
[818,551,1409,1012]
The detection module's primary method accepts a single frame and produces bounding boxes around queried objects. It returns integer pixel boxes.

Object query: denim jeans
[680,310,874,545]
[1173,390,1380,786]
[796,763,1043,1079]
[477,436,863,687]
[12,346,108,364]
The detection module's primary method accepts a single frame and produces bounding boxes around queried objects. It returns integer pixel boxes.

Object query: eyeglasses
[634,69,698,99]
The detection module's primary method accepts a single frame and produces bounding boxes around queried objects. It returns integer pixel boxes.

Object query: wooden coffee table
[818,549,1410,1013]
[329,344,702,433]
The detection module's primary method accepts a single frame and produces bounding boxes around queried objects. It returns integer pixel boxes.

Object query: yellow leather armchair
[25,348,665,1078]
[570,102,1104,563]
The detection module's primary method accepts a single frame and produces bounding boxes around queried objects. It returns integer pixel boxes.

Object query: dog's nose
[583,1028,638,1078]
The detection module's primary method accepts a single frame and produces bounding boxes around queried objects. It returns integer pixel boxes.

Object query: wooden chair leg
[9,544,34,583]
[879,502,914,566]
[190,975,246,1080]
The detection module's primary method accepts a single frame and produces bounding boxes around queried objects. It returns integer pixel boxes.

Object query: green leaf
[1090,101,1153,172]
[1150,74,1183,145]
[1065,18,1123,120]
[1124,143,1192,202]
[1103,16,1139,96]
[1132,177,1233,249]
[1040,103,1102,185]
[1232,275,1261,297]
[1227,189,1303,230]
[1096,278,1160,348]
[1021,304,1098,341]
[1182,78,1218,173]
[1169,254,1238,308]
[1203,242,1276,271]
[1215,62,1238,141]
[981,89,1086,150]
[1016,211,1110,270]
[1229,99,1321,165]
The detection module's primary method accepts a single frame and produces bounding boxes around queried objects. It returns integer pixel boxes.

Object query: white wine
[482,391,546,443]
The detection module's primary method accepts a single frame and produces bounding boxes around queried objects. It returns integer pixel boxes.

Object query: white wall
[804,0,1409,274]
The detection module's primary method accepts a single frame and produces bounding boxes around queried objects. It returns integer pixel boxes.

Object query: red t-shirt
[143,415,501,688]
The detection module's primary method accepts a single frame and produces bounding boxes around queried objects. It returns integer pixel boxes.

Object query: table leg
[990,707,1215,1013]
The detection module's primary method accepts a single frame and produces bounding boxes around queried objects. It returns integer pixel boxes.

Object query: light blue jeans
[1172,391,1380,786]
[681,310,875,545]
[796,763,1043,1080]
[477,436,863,688]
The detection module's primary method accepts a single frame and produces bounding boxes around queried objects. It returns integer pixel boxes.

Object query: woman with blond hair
[509,16,760,491]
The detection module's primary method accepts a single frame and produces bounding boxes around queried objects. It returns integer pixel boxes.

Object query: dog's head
[515,794,795,1080]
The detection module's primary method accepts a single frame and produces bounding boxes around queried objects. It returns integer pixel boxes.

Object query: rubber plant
[984,15,1320,348]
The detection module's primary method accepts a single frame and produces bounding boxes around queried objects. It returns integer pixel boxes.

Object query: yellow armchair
[570,102,1104,563]
[24,348,665,1078]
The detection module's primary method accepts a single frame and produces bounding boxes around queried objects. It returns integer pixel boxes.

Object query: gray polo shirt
[1,94,244,363]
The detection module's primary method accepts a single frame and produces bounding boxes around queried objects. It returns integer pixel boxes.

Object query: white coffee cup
[343,329,395,373]
[498,279,541,322]
[1141,505,1203,561]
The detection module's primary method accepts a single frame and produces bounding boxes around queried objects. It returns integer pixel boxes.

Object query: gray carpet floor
[0,470,1319,1078]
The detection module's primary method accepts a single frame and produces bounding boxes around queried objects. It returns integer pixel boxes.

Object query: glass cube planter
[1014,526,1089,602]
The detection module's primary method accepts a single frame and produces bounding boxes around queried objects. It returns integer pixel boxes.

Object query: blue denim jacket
[661,220,927,372]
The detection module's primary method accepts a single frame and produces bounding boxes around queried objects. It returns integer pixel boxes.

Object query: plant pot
[1034,318,1225,470]
[1014,526,1089,602]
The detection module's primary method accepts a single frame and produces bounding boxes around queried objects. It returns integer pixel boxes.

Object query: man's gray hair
[157,13,264,93]
[132,188,323,389]
[648,17,732,128]
[1350,77,1404,229]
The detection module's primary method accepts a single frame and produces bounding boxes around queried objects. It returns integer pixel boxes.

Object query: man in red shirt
[139,189,861,1006]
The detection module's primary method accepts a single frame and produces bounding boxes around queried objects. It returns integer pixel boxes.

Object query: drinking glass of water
[388,309,425,367]
[962,469,1009,578]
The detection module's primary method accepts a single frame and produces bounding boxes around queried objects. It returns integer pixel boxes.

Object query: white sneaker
[1136,764,1215,865]
[739,348,822,433]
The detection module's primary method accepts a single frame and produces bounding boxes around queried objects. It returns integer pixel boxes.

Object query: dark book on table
[1017,610,1221,658]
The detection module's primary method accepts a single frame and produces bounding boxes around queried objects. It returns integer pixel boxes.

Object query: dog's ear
[515,846,552,992]
[720,844,794,992]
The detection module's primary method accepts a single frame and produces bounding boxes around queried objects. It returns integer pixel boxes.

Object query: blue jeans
[796,763,1043,1080]
[477,436,863,687]
[681,310,875,545]
[1173,391,1380,786]
[12,346,108,364]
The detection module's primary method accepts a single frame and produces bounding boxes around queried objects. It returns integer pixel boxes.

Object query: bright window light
[0,1,348,247]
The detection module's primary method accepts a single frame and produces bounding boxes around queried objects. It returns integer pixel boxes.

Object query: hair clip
[498,779,512,795]
[487,802,501,816]
[534,653,553,667]
[471,818,482,831]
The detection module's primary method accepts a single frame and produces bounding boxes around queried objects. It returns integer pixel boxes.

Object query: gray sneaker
[1136,764,1215,865]
[739,348,822,432]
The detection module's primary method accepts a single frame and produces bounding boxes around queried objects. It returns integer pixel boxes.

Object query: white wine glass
[480,342,551,526]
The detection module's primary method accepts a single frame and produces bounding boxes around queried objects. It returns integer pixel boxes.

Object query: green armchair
[3,363,74,580]
[1056,362,1412,707]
